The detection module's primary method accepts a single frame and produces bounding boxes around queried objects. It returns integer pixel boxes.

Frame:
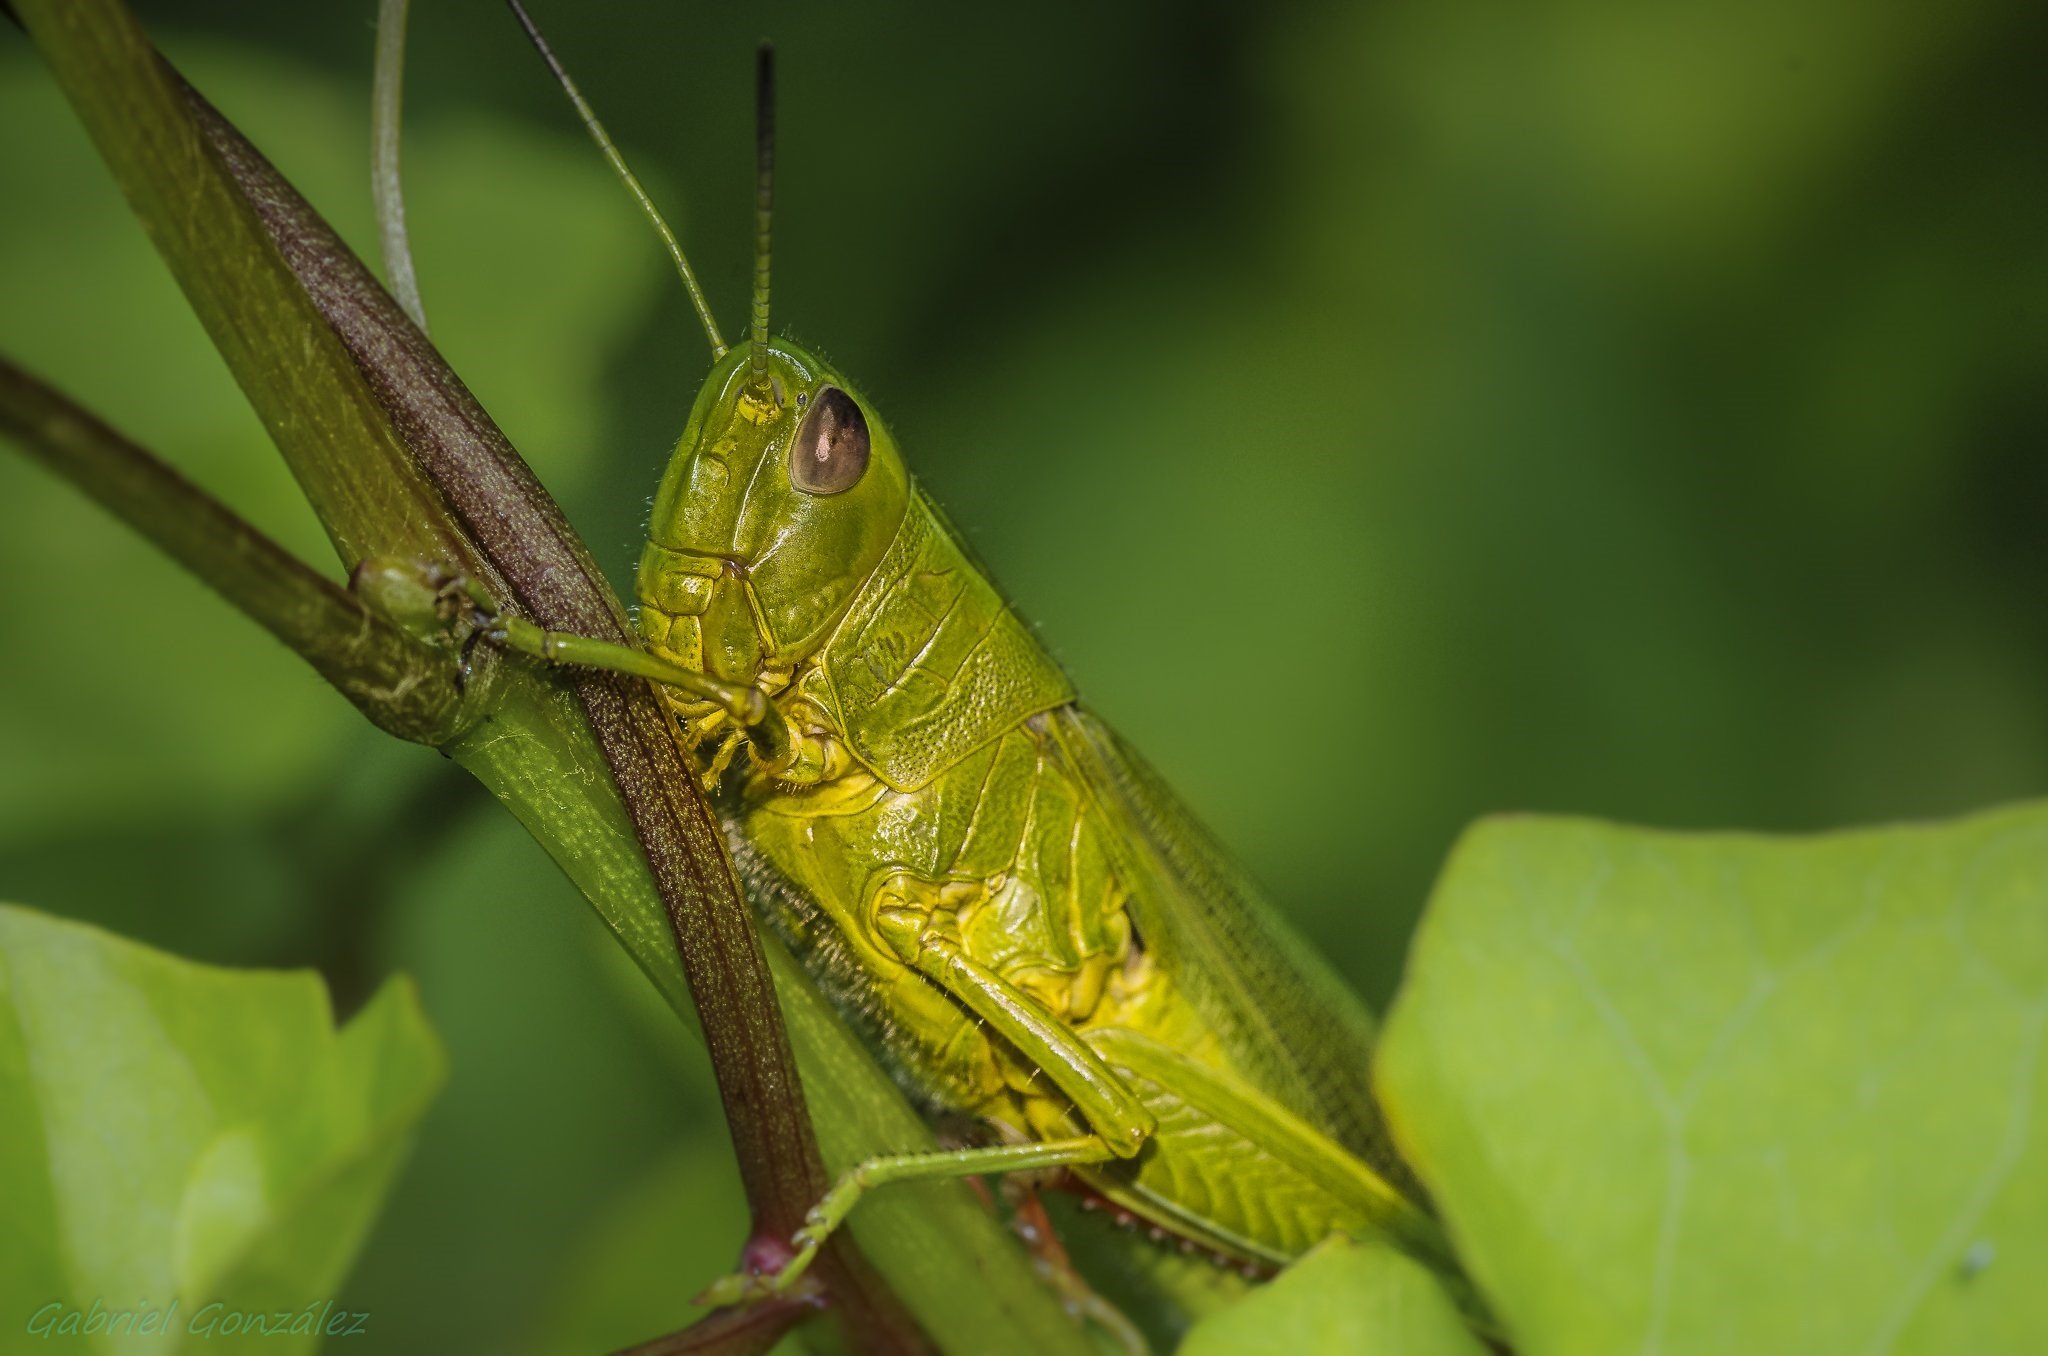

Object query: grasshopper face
[636,340,910,690]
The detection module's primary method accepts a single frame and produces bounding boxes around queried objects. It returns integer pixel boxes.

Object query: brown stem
[612,1299,813,1356]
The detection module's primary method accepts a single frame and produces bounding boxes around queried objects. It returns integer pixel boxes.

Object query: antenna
[505,0,729,360]
[749,43,776,393]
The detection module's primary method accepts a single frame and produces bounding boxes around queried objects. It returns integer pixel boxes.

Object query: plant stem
[0,356,464,746]
[612,1298,811,1356]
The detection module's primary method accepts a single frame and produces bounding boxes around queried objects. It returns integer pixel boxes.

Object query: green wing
[1043,706,1422,1197]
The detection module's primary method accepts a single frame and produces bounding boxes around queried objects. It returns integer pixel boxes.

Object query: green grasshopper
[460,2,1473,1330]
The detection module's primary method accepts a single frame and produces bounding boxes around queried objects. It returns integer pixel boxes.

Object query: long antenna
[505,0,728,360]
[749,44,775,393]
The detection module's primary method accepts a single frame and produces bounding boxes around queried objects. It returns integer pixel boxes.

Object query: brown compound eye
[788,386,870,495]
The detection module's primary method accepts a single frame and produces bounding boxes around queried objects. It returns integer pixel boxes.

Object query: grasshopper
[460,2,1475,1330]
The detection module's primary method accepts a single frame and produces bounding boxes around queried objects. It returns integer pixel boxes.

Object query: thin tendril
[372,0,428,332]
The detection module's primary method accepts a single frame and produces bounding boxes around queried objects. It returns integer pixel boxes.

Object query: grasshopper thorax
[636,340,911,693]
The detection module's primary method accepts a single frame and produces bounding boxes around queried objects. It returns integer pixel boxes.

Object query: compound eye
[788,386,870,495]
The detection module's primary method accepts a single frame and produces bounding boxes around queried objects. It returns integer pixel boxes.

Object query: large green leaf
[1377,804,2048,1354]
[0,904,445,1353]
[1178,1236,1485,1356]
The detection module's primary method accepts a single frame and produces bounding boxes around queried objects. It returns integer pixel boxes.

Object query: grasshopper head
[636,339,911,690]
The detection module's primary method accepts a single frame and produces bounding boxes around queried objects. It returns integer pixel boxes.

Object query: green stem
[0,356,464,746]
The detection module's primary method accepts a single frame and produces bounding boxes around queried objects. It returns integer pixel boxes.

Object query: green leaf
[1377,804,2048,1354]
[1178,1236,1486,1356]
[0,904,445,1353]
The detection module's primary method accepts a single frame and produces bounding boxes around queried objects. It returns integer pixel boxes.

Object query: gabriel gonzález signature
[25,1298,370,1340]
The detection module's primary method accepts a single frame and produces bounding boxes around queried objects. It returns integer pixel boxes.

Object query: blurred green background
[3,0,2044,1349]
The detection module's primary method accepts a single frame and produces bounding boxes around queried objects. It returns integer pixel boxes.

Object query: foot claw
[692,1271,773,1309]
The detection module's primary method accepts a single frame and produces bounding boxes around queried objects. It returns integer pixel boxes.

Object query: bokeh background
[3,0,2045,1349]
